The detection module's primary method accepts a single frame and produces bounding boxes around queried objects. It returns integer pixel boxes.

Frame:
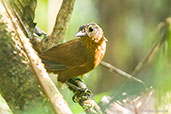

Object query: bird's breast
[93,40,106,68]
[81,37,106,68]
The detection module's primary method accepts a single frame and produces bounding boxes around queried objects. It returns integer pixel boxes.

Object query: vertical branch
[41,0,75,52]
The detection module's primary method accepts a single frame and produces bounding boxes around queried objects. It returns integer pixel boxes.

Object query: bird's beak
[75,31,87,37]
[102,35,108,42]
[104,37,108,42]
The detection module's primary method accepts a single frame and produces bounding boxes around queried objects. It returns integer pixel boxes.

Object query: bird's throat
[81,36,106,58]
[81,37,99,51]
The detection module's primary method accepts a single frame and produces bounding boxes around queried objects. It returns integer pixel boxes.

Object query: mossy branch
[66,80,103,114]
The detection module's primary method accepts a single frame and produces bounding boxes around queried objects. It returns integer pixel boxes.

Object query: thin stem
[100,61,145,85]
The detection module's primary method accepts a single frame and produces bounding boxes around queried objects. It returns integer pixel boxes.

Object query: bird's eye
[89,27,94,32]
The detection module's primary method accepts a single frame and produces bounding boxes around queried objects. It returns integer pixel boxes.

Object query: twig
[100,61,145,85]
[41,0,75,52]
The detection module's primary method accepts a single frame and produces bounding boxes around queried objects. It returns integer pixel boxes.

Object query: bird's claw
[72,87,93,103]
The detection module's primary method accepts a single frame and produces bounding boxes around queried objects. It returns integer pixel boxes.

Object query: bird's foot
[72,87,93,103]
[66,78,93,103]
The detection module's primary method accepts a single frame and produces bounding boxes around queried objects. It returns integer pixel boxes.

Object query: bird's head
[75,23,107,43]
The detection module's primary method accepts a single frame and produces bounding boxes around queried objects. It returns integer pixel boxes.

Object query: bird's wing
[40,39,89,72]
[41,59,67,72]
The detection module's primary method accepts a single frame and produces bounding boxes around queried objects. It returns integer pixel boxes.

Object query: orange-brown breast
[81,36,107,68]
[94,38,106,68]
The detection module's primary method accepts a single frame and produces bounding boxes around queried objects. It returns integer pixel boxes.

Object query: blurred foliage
[34,0,48,32]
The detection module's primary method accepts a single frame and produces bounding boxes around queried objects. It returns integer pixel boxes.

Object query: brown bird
[40,23,107,83]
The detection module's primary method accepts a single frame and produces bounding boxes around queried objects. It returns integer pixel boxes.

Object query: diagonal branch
[66,80,103,114]
[0,95,13,114]
[132,39,162,75]
[100,61,145,85]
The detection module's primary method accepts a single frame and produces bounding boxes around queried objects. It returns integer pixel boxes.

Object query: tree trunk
[0,8,56,114]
